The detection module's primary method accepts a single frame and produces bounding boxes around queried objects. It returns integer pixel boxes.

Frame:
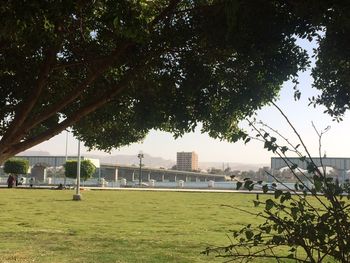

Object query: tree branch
[0,41,133,153]
[0,47,58,149]
[0,1,183,160]
[272,102,324,178]
[2,61,141,159]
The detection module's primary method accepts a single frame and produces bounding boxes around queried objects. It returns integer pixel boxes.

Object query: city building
[176,151,198,171]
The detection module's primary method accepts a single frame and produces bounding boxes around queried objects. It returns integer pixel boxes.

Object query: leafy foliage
[203,107,350,262]
[3,158,29,175]
[310,2,350,118]
[64,160,96,181]
[0,0,343,162]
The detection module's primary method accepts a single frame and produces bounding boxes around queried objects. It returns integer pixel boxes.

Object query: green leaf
[245,230,254,240]
[262,184,269,193]
[314,177,322,192]
[244,180,253,190]
[285,192,291,200]
[294,89,301,100]
[281,146,288,154]
[274,189,283,199]
[307,163,317,173]
[287,253,295,259]
[291,207,299,219]
[299,156,306,161]
[326,177,333,183]
[265,225,271,234]
[265,199,274,210]
[281,192,292,203]
[113,18,121,29]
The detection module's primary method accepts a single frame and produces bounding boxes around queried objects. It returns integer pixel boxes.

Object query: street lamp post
[64,130,68,187]
[73,140,82,201]
[137,152,144,187]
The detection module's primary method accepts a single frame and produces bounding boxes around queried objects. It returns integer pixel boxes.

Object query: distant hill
[199,162,268,171]
[18,150,268,171]
[84,154,267,171]
[85,153,175,168]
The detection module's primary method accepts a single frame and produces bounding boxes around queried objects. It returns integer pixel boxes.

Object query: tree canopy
[0,1,348,163]
[64,160,96,181]
[3,158,29,175]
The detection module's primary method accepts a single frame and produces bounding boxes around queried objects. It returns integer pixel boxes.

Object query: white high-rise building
[176,152,198,171]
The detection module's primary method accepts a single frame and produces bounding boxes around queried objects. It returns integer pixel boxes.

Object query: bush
[204,105,350,262]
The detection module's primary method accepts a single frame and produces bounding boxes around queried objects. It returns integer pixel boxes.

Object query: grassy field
[0,189,263,263]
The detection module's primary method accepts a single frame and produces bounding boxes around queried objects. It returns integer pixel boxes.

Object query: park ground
[0,189,269,263]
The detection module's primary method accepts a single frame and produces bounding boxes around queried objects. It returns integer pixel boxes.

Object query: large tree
[3,158,29,176]
[4,158,29,186]
[0,1,347,163]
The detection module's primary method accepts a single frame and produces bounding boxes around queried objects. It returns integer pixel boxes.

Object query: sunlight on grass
[0,189,261,263]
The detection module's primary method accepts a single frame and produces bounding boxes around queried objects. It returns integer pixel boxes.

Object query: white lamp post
[73,140,82,201]
[137,152,144,187]
[64,130,68,187]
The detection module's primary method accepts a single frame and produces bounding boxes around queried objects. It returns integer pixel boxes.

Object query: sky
[27,39,350,165]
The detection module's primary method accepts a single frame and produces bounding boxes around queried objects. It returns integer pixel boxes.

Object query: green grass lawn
[0,189,262,263]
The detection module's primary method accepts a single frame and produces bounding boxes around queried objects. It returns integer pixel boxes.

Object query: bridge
[271,157,350,182]
[14,156,227,183]
[103,164,227,182]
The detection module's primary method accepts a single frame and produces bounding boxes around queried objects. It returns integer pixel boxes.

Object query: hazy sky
[27,39,350,164]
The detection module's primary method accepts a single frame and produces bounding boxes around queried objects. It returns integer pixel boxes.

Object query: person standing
[29,177,34,188]
[7,175,15,188]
